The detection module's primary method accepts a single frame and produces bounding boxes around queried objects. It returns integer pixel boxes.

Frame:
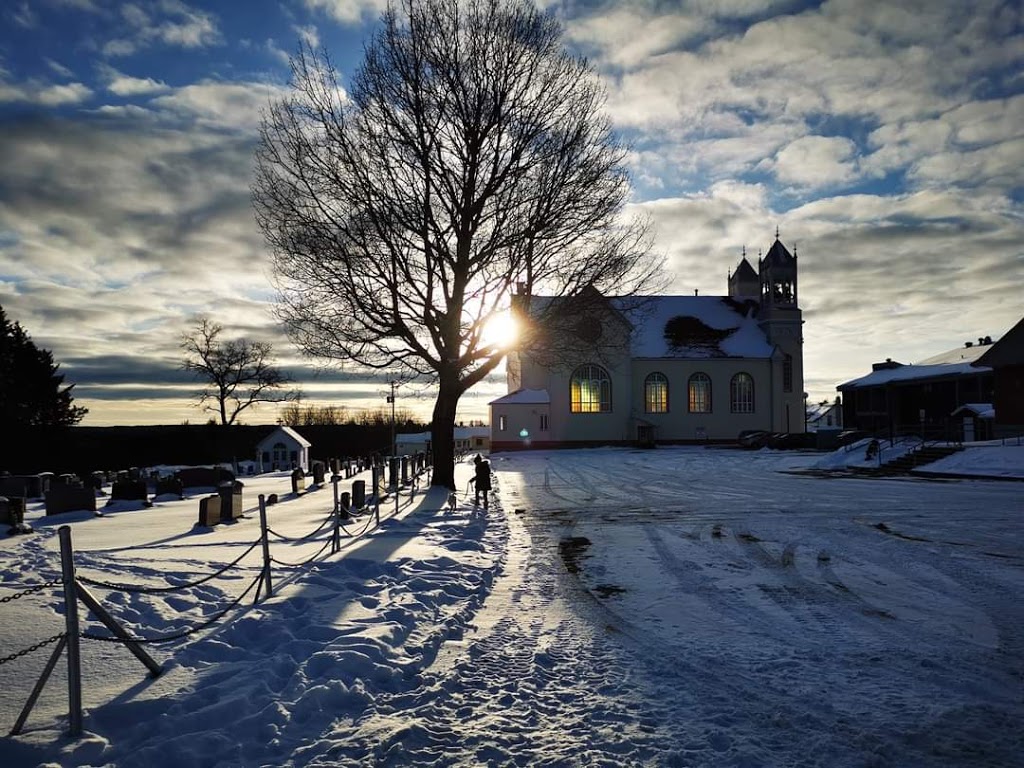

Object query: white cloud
[768,135,859,189]
[151,80,289,131]
[0,78,93,106]
[104,69,172,96]
[303,0,388,25]
[12,2,37,28]
[104,0,221,58]
[265,38,291,66]
[45,58,75,78]
[293,24,320,49]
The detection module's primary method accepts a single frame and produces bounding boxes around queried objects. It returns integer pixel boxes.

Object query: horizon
[1,0,1021,427]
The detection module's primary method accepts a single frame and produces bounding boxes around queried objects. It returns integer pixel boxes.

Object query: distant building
[396,426,490,457]
[837,338,996,439]
[972,316,1024,437]
[256,426,311,473]
[490,236,806,450]
[806,399,843,432]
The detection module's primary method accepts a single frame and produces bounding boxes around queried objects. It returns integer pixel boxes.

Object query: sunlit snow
[1,443,1021,766]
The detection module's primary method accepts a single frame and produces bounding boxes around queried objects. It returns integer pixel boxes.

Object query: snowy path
[321,483,675,766]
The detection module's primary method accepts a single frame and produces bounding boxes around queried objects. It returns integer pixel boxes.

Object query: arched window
[570,364,611,413]
[730,373,755,413]
[688,373,712,413]
[644,372,669,413]
[783,354,793,393]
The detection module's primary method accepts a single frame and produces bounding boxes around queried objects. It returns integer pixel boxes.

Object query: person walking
[473,454,492,508]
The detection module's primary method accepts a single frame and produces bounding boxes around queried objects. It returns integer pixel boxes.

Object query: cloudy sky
[1,0,1021,426]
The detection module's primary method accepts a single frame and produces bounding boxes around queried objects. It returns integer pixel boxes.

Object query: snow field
[1,444,1022,767]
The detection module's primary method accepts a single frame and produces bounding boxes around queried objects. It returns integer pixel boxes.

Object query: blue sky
[1,0,1022,426]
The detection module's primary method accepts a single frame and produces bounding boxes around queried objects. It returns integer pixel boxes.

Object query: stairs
[860,444,963,476]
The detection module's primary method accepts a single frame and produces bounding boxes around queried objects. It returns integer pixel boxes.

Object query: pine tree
[0,305,88,426]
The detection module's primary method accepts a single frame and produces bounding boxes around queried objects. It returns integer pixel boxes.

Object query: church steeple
[728,245,759,300]
[759,234,797,309]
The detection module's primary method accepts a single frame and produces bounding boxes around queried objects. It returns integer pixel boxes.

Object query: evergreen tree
[0,305,88,426]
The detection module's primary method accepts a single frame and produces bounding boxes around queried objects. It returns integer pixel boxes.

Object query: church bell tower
[758,232,804,432]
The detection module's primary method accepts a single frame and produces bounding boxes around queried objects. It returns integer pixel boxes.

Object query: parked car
[737,430,771,449]
[767,432,814,450]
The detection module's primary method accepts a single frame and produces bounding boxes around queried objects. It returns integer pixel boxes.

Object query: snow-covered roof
[488,388,550,406]
[258,425,311,448]
[916,344,991,365]
[951,403,995,419]
[617,296,774,359]
[806,401,838,421]
[838,360,990,389]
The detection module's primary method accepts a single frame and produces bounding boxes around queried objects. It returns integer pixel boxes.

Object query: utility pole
[387,379,398,516]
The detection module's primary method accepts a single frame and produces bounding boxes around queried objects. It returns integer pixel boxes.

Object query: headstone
[177,467,234,489]
[44,485,97,516]
[352,480,366,509]
[371,465,383,501]
[329,458,339,475]
[218,481,244,522]
[111,480,149,504]
[401,455,410,486]
[155,476,184,499]
[388,457,399,489]
[312,461,326,485]
[340,491,351,518]
[0,496,25,525]
[197,495,221,526]
[291,468,306,495]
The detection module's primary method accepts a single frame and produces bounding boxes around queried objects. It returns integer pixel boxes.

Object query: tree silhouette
[253,0,660,487]
[0,305,88,426]
[180,316,299,425]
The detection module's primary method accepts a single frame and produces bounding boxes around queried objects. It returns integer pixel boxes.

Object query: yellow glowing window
[644,372,668,413]
[570,364,611,413]
[688,373,712,413]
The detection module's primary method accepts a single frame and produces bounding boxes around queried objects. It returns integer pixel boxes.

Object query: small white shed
[256,426,311,473]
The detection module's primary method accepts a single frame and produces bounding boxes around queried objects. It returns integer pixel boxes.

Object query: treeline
[277,403,422,427]
[1,420,429,477]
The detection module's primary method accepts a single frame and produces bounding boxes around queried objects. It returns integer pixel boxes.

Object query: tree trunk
[430,372,461,489]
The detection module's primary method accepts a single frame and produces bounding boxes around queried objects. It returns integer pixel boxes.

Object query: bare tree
[181,316,299,425]
[278,401,350,426]
[252,0,662,487]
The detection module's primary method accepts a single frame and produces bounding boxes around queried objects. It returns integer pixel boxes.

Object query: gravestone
[352,480,366,509]
[388,457,399,490]
[266,493,279,506]
[1,496,26,525]
[329,458,340,475]
[291,468,306,495]
[312,461,326,486]
[339,491,351,518]
[155,476,184,499]
[218,481,244,522]
[177,467,234,489]
[197,495,221,526]
[45,485,97,516]
[401,456,410,486]
[111,479,149,505]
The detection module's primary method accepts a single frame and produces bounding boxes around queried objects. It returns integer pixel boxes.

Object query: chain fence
[2,462,433,736]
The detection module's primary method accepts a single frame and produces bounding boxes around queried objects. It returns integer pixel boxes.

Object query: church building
[489,236,805,450]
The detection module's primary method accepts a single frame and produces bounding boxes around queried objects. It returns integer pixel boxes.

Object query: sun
[481,311,519,350]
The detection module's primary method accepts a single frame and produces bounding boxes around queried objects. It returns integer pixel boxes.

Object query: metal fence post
[257,495,273,601]
[58,526,83,737]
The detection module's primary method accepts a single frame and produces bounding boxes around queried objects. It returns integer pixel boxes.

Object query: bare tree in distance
[252,0,663,488]
[181,316,299,425]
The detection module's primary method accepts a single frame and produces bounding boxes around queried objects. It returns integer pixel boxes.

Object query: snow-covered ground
[1,445,1022,767]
